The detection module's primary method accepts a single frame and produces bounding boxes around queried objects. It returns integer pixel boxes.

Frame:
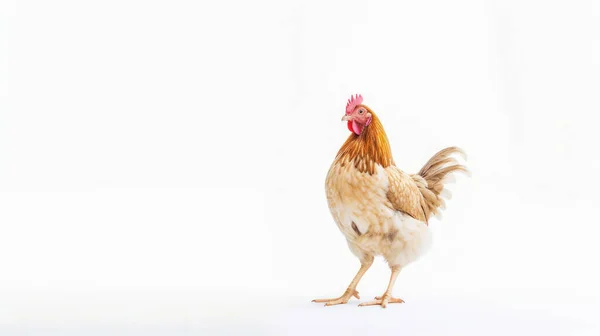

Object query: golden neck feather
[335,112,394,174]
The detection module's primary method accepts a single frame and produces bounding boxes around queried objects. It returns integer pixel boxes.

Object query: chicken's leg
[312,257,373,306]
[359,265,404,308]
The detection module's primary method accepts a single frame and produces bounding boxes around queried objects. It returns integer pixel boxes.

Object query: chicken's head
[342,94,372,135]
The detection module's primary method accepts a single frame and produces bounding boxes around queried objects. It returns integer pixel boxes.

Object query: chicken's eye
[359,109,364,114]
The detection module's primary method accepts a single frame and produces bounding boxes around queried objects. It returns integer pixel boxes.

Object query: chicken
[312,94,468,308]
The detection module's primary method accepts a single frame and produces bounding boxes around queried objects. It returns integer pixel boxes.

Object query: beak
[341,115,351,121]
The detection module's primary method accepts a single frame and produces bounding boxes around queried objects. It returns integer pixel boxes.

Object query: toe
[358,300,381,307]
[312,298,329,303]
[313,289,359,304]
[324,299,347,306]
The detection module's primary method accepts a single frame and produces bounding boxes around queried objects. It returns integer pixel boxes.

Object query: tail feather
[412,146,469,221]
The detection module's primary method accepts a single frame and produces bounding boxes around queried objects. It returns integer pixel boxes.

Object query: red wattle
[347,121,354,133]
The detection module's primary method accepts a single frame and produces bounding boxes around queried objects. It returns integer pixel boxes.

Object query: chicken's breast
[325,161,432,267]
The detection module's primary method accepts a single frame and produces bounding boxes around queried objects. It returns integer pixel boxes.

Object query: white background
[1,0,599,335]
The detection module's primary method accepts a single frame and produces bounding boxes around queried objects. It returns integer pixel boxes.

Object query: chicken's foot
[359,265,404,308]
[312,258,373,306]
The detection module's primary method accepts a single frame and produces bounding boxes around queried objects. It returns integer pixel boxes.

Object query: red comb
[345,94,363,115]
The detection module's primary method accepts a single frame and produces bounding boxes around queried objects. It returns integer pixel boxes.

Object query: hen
[313,94,468,308]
